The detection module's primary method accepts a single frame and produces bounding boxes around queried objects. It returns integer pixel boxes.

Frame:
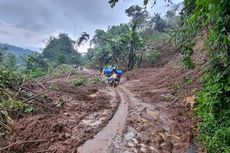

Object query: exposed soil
[1,57,207,153]
[0,69,119,153]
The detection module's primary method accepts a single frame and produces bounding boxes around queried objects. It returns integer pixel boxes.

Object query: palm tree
[77,32,90,46]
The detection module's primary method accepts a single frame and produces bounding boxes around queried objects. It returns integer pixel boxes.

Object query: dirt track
[77,67,200,153]
[0,67,204,153]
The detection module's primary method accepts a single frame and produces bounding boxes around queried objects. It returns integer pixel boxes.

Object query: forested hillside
[0,43,33,65]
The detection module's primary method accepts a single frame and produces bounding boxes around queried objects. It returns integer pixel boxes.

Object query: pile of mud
[122,58,206,152]
[0,71,119,153]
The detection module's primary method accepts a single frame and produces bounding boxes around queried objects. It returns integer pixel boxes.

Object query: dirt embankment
[0,70,120,153]
[120,47,207,152]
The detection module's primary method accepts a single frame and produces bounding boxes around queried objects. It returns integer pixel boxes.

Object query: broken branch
[0,139,45,152]
[23,90,50,103]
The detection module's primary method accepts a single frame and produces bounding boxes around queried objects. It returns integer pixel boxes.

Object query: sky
[0,0,183,53]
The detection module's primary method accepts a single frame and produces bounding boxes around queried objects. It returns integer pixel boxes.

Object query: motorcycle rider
[111,66,122,85]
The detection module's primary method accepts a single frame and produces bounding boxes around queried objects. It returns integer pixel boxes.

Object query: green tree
[125,5,149,31]
[77,32,90,46]
[150,13,168,32]
[125,22,144,70]
[6,53,16,69]
[0,47,16,69]
[43,33,82,65]
[22,52,44,70]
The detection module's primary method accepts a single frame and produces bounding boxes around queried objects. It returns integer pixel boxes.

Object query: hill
[0,43,34,65]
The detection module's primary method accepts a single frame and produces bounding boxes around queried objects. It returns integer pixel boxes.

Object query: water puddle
[77,88,129,153]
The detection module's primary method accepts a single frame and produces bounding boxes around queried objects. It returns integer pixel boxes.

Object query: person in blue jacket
[104,66,113,77]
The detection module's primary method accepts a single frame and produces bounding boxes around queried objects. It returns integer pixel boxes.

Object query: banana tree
[120,22,145,70]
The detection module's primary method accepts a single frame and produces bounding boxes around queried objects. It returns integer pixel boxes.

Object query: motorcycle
[108,73,119,87]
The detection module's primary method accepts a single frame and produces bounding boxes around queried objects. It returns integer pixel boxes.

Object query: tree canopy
[43,33,82,65]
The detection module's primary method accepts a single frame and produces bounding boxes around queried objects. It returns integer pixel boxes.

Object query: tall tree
[43,33,82,65]
[150,13,168,32]
[77,32,90,46]
[125,5,149,31]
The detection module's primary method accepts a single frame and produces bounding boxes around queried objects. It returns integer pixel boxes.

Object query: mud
[78,88,129,153]
[1,63,206,153]
[0,70,119,153]
[120,65,205,153]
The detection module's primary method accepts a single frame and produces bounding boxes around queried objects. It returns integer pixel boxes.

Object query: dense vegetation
[85,4,180,70]
[0,32,87,136]
[43,33,82,65]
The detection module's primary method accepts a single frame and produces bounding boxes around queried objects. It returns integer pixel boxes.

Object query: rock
[132,138,138,144]
[133,148,138,153]
[127,142,135,147]
[63,112,70,116]
[140,143,146,148]
[50,138,55,142]
[140,147,147,152]
[58,133,65,141]
[65,133,71,139]
[150,146,159,152]
[124,130,135,141]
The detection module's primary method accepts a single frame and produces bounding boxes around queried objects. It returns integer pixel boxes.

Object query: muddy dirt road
[0,68,202,153]
[77,67,201,153]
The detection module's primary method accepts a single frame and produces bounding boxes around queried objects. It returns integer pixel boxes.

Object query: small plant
[74,77,88,86]
[51,64,76,77]
[25,68,46,79]
[24,106,34,113]
[56,98,65,107]
[147,49,159,65]
[89,77,102,84]
[74,77,102,87]
[0,99,25,110]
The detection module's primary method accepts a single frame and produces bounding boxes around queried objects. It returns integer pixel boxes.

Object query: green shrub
[25,68,46,79]
[89,77,102,84]
[0,68,23,96]
[0,99,25,110]
[51,64,76,77]
[74,77,88,86]
[74,77,102,87]
[147,49,159,64]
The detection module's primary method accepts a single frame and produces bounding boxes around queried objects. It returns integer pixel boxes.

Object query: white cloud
[0,0,184,52]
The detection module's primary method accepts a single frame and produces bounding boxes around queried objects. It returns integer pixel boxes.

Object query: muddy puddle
[78,88,129,153]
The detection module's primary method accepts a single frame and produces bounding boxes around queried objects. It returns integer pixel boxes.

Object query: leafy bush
[74,77,88,86]
[24,68,46,79]
[88,77,102,84]
[147,49,159,65]
[51,64,76,77]
[74,77,102,87]
[0,99,25,110]
[0,68,23,99]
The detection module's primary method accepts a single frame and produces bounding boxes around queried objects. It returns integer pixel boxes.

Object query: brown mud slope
[121,59,206,152]
[75,58,206,152]
[0,70,120,153]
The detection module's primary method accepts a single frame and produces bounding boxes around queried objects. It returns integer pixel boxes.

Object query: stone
[127,142,135,147]
[65,133,71,139]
